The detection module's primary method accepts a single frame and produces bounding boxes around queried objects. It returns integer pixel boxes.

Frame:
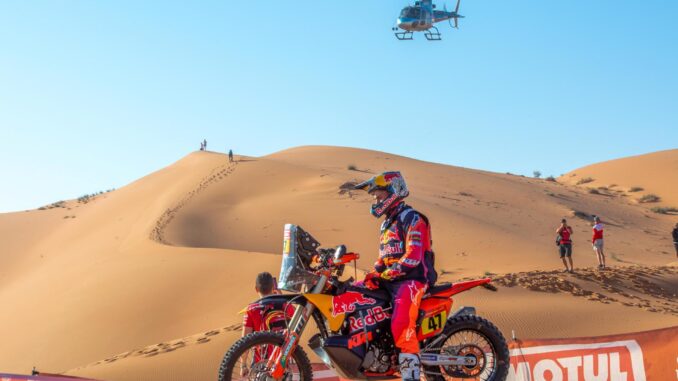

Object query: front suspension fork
[269,276,327,379]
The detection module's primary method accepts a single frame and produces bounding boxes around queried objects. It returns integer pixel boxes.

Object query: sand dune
[0,146,676,381]
[560,148,678,207]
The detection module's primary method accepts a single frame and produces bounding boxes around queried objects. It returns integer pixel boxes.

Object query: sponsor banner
[312,326,678,381]
[508,326,678,381]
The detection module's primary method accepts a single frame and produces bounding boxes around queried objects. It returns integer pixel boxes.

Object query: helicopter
[392,0,463,41]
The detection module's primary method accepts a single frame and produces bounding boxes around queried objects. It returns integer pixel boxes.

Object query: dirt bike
[218,224,509,381]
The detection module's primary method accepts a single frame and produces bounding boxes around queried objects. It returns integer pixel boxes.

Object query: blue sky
[0,0,676,212]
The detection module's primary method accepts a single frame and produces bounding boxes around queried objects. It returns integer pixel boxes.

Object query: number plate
[422,310,447,335]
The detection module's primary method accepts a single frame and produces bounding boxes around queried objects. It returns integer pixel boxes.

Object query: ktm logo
[508,340,646,381]
[348,331,373,349]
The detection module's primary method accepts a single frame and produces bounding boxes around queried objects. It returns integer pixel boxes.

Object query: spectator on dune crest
[229,149,234,163]
[556,219,574,273]
[592,216,606,270]
[672,223,678,258]
[203,139,207,151]
[200,141,204,151]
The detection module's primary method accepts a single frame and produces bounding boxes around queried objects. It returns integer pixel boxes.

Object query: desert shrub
[545,176,556,182]
[588,188,600,195]
[347,164,357,171]
[628,186,644,192]
[597,186,608,191]
[576,177,594,185]
[638,194,661,203]
[533,170,542,178]
[650,206,678,214]
[458,191,473,197]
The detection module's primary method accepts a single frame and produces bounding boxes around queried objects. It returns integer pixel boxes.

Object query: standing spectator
[240,272,294,377]
[556,219,574,273]
[592,216,606,270]
[229,149,234,163]
[203,139,207,151]
[672,223,678,258]
[200,141,204,151]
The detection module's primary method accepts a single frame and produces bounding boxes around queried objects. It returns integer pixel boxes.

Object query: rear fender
[448,278,491,296]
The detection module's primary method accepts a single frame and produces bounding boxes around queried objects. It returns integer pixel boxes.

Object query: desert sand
[560,149,678,207]
[0,146,676,381]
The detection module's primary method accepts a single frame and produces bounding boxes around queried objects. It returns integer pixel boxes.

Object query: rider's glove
[364,272,381,290]
[380,266,404,281]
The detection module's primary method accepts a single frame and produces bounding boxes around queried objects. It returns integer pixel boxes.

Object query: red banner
[509,326,678,381]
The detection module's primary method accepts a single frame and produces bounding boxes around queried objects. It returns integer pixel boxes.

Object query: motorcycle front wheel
[218,331,313,381]
[422,315,509,381]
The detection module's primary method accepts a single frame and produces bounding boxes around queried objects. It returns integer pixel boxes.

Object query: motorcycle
[218,224,509,381]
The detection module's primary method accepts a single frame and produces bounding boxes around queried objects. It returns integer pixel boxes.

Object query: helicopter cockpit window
[400,7,421,19]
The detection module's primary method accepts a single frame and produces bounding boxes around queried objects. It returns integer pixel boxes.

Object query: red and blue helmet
[354,171,409,217]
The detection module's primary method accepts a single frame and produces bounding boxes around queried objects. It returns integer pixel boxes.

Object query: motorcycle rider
[354,171,437,381]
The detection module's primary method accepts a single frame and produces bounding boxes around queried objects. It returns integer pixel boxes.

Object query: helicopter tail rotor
[447,0,461,29]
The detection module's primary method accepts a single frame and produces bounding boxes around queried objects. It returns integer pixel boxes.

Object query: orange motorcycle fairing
[417,296,452,340]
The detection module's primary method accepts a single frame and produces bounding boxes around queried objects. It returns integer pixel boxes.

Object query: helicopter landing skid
[394,30,414,40]
[424,26,442,41]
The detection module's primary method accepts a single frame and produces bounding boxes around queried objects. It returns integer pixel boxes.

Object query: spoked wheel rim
[229,343,301,381]
[438,329,497,380]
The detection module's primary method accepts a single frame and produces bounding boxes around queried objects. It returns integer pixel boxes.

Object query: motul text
[508,340,646,381]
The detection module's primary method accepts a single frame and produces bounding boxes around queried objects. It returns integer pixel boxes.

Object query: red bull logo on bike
[508,340,646,381]
[331,292,376,317]
[349,306,389,332]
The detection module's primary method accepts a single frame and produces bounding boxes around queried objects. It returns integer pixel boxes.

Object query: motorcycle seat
[424,282,453,298]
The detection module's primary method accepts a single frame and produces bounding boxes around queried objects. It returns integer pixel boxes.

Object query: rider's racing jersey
[375,201,435,284]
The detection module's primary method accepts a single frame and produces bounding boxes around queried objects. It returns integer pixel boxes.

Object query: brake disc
[441,344,486,378]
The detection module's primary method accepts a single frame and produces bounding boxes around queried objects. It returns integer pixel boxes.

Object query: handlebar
[312,246,360,270]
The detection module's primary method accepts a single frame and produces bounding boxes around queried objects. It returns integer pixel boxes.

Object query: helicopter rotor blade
[455,0,461,13]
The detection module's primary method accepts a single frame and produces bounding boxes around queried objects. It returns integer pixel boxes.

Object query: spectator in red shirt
[556,219,574,273]
[592,216,606,270]
[240,272,294,376]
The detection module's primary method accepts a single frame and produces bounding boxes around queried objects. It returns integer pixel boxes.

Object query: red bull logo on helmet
[508,340,646,381]
[331,292,377,317]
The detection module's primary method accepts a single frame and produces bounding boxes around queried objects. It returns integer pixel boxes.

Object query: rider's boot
[398,353,420,381]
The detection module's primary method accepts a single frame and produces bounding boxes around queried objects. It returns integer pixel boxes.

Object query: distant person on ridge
[240,272,293,377]
[354,171,437,381]
[592,216,606,269]
[556,219,574,273]
[203,139,207,151]
[229,149,234,163]
[200,141,204,151]
[672,223,678,258]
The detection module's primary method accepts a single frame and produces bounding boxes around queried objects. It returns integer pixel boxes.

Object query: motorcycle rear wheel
[422,315,509,381]
[218,331,313,381]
